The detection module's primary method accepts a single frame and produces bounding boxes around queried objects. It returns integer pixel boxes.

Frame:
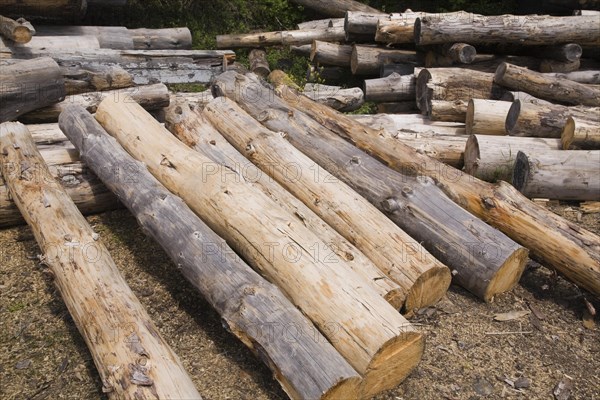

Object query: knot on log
[382,197,402,213]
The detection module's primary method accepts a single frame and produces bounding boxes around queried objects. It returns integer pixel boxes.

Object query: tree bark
[363,73,415,102]
[58,105,363,400]
[424,43,477,67]
[464,134,562,183]
[262,75,600,296]
[376,102,418,113]
[350,114,466,136]
[0,0,87,21]
[429,100,468,122]
[248,48,270,77]
[513,150,600,201]
[495,62,600,106]
[344,11,390,37]
[303,83,364,111]
[544,70,600,84]
[562,117,600,149]
[19,83,169,123]
[129,27,192,50]
[297,18,344,30]
[95,96,425,398]
[0,121,202,399]
[466,99,512,135]
[289,0,380,18]
[538,58,580,73]
[0,15,35,43]
[216,27,345,49]
[351,46,422,75]
[216,71,529,303]
[0,57,66,122]
[310,40,352,67]
[35,25,133,49]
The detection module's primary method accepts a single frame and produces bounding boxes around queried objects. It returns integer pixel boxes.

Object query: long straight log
[495,62,600,107]
[344,11,390,37]
[0,15,34,43]
[129,27,192,50]
[303,83,364,112]
[363,73,415,102]
[59,105,362,400]
[95,97,425,398]
[216,71,529,302]
[0,57,66,122]
[562,117,600,149]
[513,150,600,201]
[1,35,99,50]
[429,100,468,122]
[310,40,352,67]
[265,75,600,296]
[350,114,466,136]
[289,0,380,18]
[0,122,201,399]
[466,99,512,135]
[35,25,133,49]
[216,27,345,49]
[0,0,87,21]
[351,46,422,75]
[464,135,562,183]
[375,12,467,44]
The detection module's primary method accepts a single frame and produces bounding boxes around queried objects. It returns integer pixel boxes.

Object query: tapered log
[545,70,600,84]
[303,83,364,112]
[289,0,380,18]
[217,71,529,302]
[263,75,600,296]
[248,48,270,78]
[96,96,425,398]
[513,150,600,201]
[0,57,66,122]
[466,99,512,135]
[415,14,600,47]
[464,135,562,182]
[216,27,345,49]
[350,114,466,136]
[429,100,468,122]
[19,83,169,123]
[351,46,422,75]
[363,73,415,102]
[306,65,348,84]
[0,15,34,43]
[1,35,99,50]
[0,122,201,399]
[562,117,600,149]
[297,18,344,30]
[506,99,600,137]
[376,102,418,114]
[0,0,87,21]
[310,40,352,67]
[129,27,192,50]
[62,64,133,94]
[35,25,133,49]
[495,62,600,107]
[59,105,362,400]
[380,62,415,77]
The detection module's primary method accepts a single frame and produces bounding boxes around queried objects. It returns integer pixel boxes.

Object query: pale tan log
[363,73,415,102]
[562,117,600,149]
[466,99,512,135]
[303,83,364,112]
[216,27,345,49]
[513,150,600,201]
[495,62,600,107]
[248,48,270,78]
[35,25,133,49]
[297,18,344,30]
[429,100,468,122]
[351,45,422,75]
[464,135,562,183]
[0,0,87,21]
[1,35,99,50]
[289,0,380,18]
[375,12,468,44]
[310,40,352,67]
[96,97,425,398]
[0,122,202,399]
[0,15,34,43]
[129,27,192,50]
[376,102,418,114]
[19,83,169,123]
[581,201,600,213]
[544,70,600,84]
[350,114,466,136]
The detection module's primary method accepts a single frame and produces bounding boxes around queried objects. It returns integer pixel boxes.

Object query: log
[310,40,352,67]
[19,83,169,123]
[248,48,270,78]
[58,105,362,400]
[303,83,364,112]
[95,96,425,398]
[544,70,600,84]
[0,0,87,21]
[350,114,466,136]
[216,27,345,49]
[35,25,133,49]
[513,150,600,201]
[429,100,468,122]
[495,62,600,107]
[465,99,512,135]
[0,122,202,399]
[500,91,554,105]
[1,35,100,50]
[539,58,580,73]
[424,43,477,67]
[289,0,380,18]
[0,57,66,122]
[363,73,415,102]
[376,102,418,114]
[262,76,600,297]
[129,27,192,50]
[464,134,562,183]
[297,18,344,30]
[204,97,451,311]
[506,99,600,137]
[0,15,34,43]
[460,54,543,74]
[351,46,422,75]
[562,117,600,149]
[217,71,529,302]
[375,12,467,44]
[344,11,390,37]
[415,14,600,47]
[61,64,134,95]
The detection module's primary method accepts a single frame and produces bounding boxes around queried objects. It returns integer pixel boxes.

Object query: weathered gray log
[466,99,512,135]
[351,46,422,75]
[0,15,34,43]
[500,91,554,105]
[0,0,87,21]
[0,121,202,399]
[460,54,544,73]
[289,0,380,18]
[303,83,364,111]
[424,43,477,67]
[216,27,345,49]
[310,40,352,67]
[344,11,390,37]
[513,150,600,201]
[376,102,418,114]
[562,117,600,149]
[59,105,363,400]
[429,100,468,122]
[350,114,466,136]
[415,14,600,47]
[35,25,133,49]
[0,57,66,122]
[61,64,134,94]
[129,27,192,50]
[297,18,344,30]
[363,73,415,102]
[464,134,562,182]
[544,70,600,84]
[217,71,530,303]
[248,48,270,77]
[19,83,169,123]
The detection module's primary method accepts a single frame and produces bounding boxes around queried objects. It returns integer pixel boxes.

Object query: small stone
[514,377,530,389]
[473,377,494,396]
[15,359,31,370]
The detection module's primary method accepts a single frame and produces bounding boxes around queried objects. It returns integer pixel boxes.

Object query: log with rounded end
[363,73,415,102]
[429,100,467,122]
[310,40,352,67]
[248,48,271,77]
[216,27,345,49]
[0,15,34,43]
[562,117,600,149]
[34,25,133,49]
[351,45,422,75]
[466,99,512,135]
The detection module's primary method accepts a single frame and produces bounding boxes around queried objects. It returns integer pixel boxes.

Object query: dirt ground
[0,204,598,400]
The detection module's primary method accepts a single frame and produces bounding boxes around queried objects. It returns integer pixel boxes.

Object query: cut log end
[466,99,476,135]
[415,69,433,112]
[413,18,423,45]
[321,376,362,400]
[483,246,529,302]
[463,134,481,176]
[512,151,530,193]
[562,117,576,149]
[404,266,452,313]
[505,100,521,134]
[13,26,33,43]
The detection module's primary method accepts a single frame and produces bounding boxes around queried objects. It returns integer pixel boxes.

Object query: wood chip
[494,310,530,322]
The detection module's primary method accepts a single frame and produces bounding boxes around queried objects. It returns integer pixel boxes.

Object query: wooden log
[512,150,600,201]
[465,99,512,135]
[303,83,364,112]
[506,99,600,137]
[262,76,600,297]
[344,11,390,37]
[61,64,134,95]
[59,105,362,400]
[351,46,422,75]
[0,122,202,399]
[95,96,425,398]
[289,0,380,18]
[500,91,554,105]
[0,15,34,43]
[0,57,66,122]
[297,18,344,30]
[539,58,580,73]
[129,27,192,50]
[217,71,529,302]
[544,70,600,84]
[376,102,418,114]
[424,43,477,67]
[0,0,87,21]
[35,25,132,49]
[363,73,415,102]
[216,27,345,49]
[562,117,600,149]
[375,12,468,44]
[429,100,468,122]
[350,114,466,136]
[19,83,169,123]
[310,40,352,67]
[415,14,600,47]
[460,54,543,74]
[248,48,270,78]
[464,134,562,182]
[1,35,99,50]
